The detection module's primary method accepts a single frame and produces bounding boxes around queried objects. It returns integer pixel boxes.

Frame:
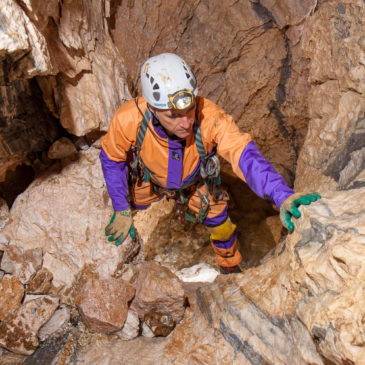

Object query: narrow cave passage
[143,170,283,273]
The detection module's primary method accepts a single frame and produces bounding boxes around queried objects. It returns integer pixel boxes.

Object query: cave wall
[295,0,365,192]
[1,0,318,207]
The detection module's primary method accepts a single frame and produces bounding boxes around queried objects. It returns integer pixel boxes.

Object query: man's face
[154,103,196,139]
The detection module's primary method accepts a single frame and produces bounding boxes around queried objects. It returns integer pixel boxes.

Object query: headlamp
[168,90,195,110]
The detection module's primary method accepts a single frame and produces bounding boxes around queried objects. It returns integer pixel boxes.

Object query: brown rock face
[111,0,315,181]
[131,262,186,324]
[295,0,365,192]
[76,277,135,334]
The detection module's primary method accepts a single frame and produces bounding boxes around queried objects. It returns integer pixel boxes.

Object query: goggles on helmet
[167,90,195,110]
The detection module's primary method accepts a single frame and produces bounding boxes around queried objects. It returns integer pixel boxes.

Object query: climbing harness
[130,99,227,224]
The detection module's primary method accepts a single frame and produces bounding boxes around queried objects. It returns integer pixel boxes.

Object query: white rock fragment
[38,306,71,341]
[141,322,155,338]
[115,310,140,341]
[175,263,219,283]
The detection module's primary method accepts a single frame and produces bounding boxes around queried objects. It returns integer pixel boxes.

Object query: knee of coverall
[188,185,242,267]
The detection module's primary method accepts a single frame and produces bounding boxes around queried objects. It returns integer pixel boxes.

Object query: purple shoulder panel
[239,141,294,208]
[99,148,130,211]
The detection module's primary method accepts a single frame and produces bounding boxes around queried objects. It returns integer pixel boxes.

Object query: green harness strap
[132,100,214,223]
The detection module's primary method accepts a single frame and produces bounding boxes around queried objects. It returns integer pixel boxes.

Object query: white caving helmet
[140,53,198,110]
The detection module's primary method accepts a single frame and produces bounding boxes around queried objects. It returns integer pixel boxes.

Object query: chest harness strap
[130,99,227,224]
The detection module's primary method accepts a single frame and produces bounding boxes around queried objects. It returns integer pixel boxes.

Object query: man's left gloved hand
[105,209,135,246]
[280,192,321,232]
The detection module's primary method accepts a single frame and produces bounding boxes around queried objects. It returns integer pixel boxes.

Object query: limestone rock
[76,277,135,334]
[175,263,219,283]
[0,198,9,230]
[115,309,140,341]
[131,262,186,324]
[75,301,249,364]
[47,137,77,160]
[38,306,71,342]
[1,0,130,139]
[0,295,59,355]
[0,275,24,321]
[26,267,53,294]
[295,0,365,192]
[0,233,8,246]
[0,350,26,365]
[76,337,168,364]
[193,188,365,364]
[0,245,42,284]
[0,0,56,81]
[133,198,174,245]
[2,147,140,303]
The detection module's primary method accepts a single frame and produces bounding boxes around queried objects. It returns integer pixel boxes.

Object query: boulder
[131,262,186,324]
[0,245,42,284]
[47,137,77,160]
[0,295,59,355]
[2,147,140,303]
[76,277,135,334]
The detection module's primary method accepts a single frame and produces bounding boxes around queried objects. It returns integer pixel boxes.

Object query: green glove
[280,192,321,232]
[105,209,135,246]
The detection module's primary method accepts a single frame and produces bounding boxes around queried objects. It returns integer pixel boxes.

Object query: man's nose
[180,116,193,128]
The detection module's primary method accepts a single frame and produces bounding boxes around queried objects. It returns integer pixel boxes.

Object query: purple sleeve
[239,141,294,208]
[99,148,130,211]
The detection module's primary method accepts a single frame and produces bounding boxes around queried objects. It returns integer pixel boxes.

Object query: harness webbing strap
[194,125,206,160]
[137,107,151,150]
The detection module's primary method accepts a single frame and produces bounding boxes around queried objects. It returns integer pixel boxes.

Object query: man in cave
[99,53,320,274]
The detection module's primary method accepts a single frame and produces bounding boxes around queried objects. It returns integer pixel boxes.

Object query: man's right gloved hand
[105,209,135,246]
